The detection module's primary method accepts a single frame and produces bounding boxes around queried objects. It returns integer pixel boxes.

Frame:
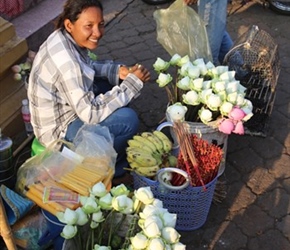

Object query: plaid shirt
[28,29,143,147]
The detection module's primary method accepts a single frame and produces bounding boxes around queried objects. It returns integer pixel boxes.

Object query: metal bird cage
[223,25,280,136]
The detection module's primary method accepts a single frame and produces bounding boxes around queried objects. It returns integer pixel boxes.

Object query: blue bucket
[133,172,218,231]
[38,209,65,250]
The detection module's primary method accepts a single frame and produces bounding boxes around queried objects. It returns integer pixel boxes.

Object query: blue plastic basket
[133,172,217,231]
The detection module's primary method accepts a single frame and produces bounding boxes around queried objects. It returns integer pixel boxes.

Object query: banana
[133,135,157,152]
[127,139,154,154]
[127,155,147,168]
[168,155,178,167]
[134,165,160,177]
[141,132,164,154]
[128,161,148,169]
[126,148,158,167]
[151,152,163,166]
[152,130,173,153]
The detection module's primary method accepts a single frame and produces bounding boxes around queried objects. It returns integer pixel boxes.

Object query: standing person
[184,0,233,65]
[27,0,150,178]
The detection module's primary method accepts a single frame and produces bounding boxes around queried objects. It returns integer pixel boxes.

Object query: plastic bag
[73,124,117,174]
[153,0,212,62]
[12,207,49,250]
[15,140,76,195]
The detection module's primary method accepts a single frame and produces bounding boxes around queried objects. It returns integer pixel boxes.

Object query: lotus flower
[233,121,244,135]
[153,57,170,72]
[218,119,235,134]
[229,107,246,121]
[153,54,254,136]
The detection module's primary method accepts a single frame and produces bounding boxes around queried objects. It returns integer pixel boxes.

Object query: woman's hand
[119,64,150,83]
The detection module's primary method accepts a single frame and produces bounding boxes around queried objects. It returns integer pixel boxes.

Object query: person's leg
[218,31,233,64]
[198,0,228,65]
[65,107,139,177]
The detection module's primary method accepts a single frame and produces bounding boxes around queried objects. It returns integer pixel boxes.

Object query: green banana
[126,148,158,167]
[168,155,178,167]
[141,132,164,154]
[128,161,148,169]
[127,139,154,154]
[133,135,157,152]
[152,130,173,153]
[134,165,160,177]
[127,155,147,168]
[151,152,163,166]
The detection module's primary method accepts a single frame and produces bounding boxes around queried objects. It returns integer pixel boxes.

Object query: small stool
[31,137,45,156]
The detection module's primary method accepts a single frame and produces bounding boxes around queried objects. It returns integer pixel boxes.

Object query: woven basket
[133,172,218,231]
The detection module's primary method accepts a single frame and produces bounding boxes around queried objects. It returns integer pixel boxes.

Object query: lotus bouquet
[11,50,36,82]
[153,54,254,135]
[56,182,185,250]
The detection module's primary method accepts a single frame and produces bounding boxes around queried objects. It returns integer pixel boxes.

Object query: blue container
[38,209,65,250]
[133,172,218,231]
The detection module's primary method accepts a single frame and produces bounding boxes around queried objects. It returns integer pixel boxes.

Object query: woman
[28,0,150,177]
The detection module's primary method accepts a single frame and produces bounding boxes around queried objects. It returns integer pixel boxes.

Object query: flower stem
[85,215,93,250]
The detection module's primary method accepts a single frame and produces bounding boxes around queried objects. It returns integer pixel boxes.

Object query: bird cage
[223,25,280,136]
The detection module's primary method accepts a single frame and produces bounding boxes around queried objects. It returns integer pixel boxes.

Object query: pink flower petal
[218,119,235,134]
[229,107,246,121]
[233,121,244,135]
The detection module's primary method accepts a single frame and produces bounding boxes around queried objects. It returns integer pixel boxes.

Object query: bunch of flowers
[11,50,36,82]
[56,182,185,250]
[153,54,254,135]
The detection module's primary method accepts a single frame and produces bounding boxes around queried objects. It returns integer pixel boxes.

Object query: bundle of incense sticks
[25,180,79,216]
[25,161,114,215]
[172,121,205,188]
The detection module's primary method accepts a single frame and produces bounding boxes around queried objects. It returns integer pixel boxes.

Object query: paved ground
[5,0,290,249]
[97,0,290,249]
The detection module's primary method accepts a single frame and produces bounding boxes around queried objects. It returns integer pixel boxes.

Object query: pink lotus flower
[218,119,235,134]
[233,121,244,135]
[229,107,246,121]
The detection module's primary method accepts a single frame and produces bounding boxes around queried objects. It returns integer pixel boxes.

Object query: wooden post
[0,196,17,250]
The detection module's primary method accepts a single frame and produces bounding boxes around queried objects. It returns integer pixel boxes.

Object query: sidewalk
[97,1,290,249]
[9,0,290,249]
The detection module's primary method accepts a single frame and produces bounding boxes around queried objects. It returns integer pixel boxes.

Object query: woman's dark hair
[56,0,103,30]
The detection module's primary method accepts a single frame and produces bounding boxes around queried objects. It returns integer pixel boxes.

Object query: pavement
[96,0,290,249]
[9,0,290,249]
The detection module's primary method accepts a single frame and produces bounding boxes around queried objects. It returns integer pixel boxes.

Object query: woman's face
[64,7,104,50]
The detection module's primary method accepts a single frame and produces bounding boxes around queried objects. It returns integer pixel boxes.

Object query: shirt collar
[63,30,89,63]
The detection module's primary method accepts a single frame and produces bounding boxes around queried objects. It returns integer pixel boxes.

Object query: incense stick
[173,121,205,188]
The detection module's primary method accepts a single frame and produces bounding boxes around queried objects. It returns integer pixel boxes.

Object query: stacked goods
[126,130,177,177]
[25,156,113,216]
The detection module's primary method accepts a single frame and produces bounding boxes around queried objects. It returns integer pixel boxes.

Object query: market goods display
[19,155,113,216]
[132,121,224,230]
[126,130,177,177]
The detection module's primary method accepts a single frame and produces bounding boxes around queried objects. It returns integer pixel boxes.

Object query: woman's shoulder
[46,29,67,46]
[41,30,76,64]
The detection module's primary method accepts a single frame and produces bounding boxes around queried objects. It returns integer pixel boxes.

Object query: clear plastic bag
[153,0,212,62]
[73,124,117,174]
[15,140,76,195]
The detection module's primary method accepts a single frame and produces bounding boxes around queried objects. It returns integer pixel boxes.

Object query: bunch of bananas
[126,130,177,177]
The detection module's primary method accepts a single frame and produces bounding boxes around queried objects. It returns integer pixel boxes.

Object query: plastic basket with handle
[132,168,218,231]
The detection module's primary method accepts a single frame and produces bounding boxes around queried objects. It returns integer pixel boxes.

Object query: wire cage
[223,25,280,136]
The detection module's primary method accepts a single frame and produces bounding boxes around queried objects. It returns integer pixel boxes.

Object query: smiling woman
[27,0,151,178]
